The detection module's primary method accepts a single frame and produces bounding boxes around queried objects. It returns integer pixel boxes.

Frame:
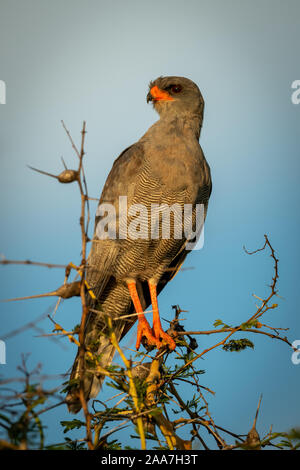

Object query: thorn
[1,281,81,302]
[27,165,58,180]
[2,292,57,302]
[253,394,263,429]
[61,156,68,170]
[28,164,78,184]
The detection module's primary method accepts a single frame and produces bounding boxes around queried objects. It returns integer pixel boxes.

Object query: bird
[66,76,212,413]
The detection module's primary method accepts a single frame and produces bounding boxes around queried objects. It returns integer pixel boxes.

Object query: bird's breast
[143,138,207,200]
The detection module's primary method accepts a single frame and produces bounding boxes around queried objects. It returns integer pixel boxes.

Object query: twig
[0,258,67,269]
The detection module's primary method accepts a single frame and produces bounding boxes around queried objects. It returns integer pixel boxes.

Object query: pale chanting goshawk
[66,76,212,413]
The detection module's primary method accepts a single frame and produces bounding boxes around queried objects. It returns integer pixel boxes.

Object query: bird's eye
[170,84,182,93]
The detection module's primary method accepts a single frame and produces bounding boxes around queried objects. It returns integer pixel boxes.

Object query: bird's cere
[95,196,205,250]
[149,85,174,101]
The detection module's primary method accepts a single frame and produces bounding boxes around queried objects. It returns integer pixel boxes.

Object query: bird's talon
[153,328,176,351]
[161,335,176,351]
[136,321,161,350]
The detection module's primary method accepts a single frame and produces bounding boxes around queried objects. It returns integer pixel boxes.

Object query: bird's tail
[66,318,125,414]
[65,241,122,413]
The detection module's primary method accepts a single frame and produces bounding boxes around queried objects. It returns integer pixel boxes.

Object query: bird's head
[147,76,204,121]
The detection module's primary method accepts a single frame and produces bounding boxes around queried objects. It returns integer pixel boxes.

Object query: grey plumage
[66,76,212,413]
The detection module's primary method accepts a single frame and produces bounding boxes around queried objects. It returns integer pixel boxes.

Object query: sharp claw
[153,327,176,351]
[136,320,161,350]
[163,335,176,351]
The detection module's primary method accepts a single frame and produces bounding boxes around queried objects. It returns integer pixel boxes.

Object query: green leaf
[213,319,231,328]
[222,338,254,352]
[60,419,85,434]
[213,319,223,327]
[60,378,80,394]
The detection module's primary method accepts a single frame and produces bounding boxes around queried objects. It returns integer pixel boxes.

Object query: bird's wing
[156,178,212,291]
[85,142,145,306]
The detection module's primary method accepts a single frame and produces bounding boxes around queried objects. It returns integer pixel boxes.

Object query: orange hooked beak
[147,85,174,103]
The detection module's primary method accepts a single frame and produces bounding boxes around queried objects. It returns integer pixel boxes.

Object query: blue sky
[0,0,299,449]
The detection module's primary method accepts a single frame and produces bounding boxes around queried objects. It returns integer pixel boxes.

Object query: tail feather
[66,240,123,413]
[66,320,125,414]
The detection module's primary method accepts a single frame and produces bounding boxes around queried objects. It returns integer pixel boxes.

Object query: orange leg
[148,281,176,351]
[127,281,161,350]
